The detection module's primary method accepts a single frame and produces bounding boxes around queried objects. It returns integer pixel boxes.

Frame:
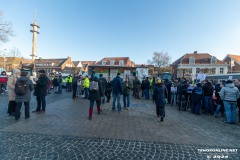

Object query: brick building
[171,51,228,80]
[222,54,240,73]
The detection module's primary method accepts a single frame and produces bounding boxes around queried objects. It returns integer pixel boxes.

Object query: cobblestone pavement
[0,91,240,159]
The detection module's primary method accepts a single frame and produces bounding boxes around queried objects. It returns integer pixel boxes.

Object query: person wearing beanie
[153,78,168,122]
[7,68,21,116]
[219,80,240,124]
[33,70,48,113]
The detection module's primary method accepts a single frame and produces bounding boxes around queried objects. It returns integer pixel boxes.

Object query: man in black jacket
[33,70,48,113]
[202,79,214,114]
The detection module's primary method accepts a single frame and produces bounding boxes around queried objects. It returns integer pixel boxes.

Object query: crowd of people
[4,68,240,124]
[168,78,240,124]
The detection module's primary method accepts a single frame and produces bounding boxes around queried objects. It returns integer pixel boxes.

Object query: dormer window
[189,56,195,64]
[119,60,124,66]
[110,60,115,65]
[102,61,106,65]
[211,56,217,64]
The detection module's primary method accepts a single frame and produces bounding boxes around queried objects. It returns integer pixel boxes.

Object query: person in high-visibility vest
[68,75,73,92]
[83,75,90,99]
[65,76,69,92]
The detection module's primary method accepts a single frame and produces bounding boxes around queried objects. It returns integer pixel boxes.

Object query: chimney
[194,51,197,54]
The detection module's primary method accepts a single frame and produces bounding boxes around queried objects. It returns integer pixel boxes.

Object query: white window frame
[119,60,124,66]
[110,60,115,65]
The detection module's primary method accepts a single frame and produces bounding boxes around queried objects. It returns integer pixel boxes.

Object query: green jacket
[123,81,133,95]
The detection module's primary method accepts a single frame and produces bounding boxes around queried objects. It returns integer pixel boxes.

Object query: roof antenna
[34,9,37,22]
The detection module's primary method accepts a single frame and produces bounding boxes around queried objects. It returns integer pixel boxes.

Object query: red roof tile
[172,53,225,65]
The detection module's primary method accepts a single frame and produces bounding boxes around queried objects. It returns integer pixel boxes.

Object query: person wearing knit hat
[7,68,21,116]
[153,77,168,122]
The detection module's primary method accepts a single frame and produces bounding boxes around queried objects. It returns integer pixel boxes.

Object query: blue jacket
[112,75,122,95]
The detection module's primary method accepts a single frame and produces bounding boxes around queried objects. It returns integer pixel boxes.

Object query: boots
[89,107,93,120]
[97,106,101,115]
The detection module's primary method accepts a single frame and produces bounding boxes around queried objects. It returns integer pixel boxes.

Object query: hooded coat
[15,76,34,102]
[7,68,20,101]
[219,83,239,102]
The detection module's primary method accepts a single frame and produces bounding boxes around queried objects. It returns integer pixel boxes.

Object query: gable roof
[93,57,134,67]
[172,53,225,65]
[224,54,240,63]
[34,58,68,67]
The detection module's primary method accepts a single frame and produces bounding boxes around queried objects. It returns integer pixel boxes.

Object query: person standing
[164,79,172,103]
[52,76,59,93]
[77,75,83,96]
[219,80,239,124]
[123,76,132,110]
[153,78,168,122]
[191,83,203,115]
[99,74,107,105]
[112,73,123,112]
[72,73,78,99]
[7,68,21,116]
[88,76,103,120]
[83,75,90,99]
[214,83,224,118]
[14,71,34,120]
[133,76,141,99]
[33,70,48,113]
[235,79,240,122]
[202,80,214,114]
[58,74,63,93]
[105,77,112,103]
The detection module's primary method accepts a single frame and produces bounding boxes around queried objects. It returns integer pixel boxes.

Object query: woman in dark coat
[88,76,103,120]
[153,78,168,122]
[15,71,34,120]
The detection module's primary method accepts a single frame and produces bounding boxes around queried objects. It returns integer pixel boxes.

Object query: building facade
[34,57,75,74]
[171,51,228,80]
[0,57,32,72]
[88,57,135,80]
[222,54,240,73]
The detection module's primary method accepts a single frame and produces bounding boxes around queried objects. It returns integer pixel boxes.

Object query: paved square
[0,91,239,159]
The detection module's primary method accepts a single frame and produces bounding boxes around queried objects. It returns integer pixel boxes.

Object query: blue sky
[0,0,240,64]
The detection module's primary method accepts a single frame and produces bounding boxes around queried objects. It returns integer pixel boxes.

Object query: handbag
[163,98,168,105]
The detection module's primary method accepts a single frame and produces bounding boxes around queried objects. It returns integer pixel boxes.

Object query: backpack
[15,80,28,96]
[90,81,99,91]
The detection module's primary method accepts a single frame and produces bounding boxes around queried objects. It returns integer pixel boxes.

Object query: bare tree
[8,47,22,57]
[0,11,14,43]
[147,51,171,74]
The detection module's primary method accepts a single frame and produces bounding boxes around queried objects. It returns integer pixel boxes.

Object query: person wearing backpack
[7,68,21,116]
[88,76,103,120]
[33,70,48,113]
[14,71,34,120]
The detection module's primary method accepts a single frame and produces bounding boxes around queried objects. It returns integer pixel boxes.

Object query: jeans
[223,101,237,123]
[37,96,46,111]
[77,85,81,95]
[90,100,101,108]
[58,83,62,93]
[112,93,121,111]
[15,102,30,120]
[123,94,130,108]
[84,88,89,99]
[171,93,175,105]
[144,89,149,99]
[204,96,214,114]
